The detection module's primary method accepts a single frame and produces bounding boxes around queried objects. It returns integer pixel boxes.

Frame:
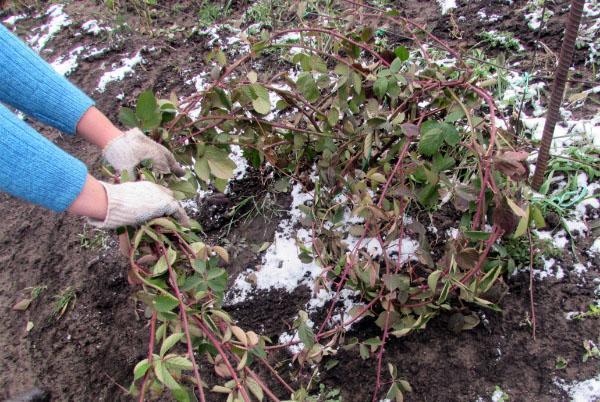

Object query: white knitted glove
[103,128,185,177]
[88,181,190,229]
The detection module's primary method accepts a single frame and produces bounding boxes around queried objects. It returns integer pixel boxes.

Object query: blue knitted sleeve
[0,23,95,135]
[0,104,88,211]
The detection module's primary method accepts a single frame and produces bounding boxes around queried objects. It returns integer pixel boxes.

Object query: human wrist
[67,174,108,220]
[76,106,124,149]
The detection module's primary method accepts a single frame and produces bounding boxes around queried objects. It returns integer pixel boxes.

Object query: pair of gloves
[90,128,190,229]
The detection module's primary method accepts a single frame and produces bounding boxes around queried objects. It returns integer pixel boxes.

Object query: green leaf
[349,72,361,96]
[327,108,340,126]
[389,58,402,75]
[382,274,408,291]
[171,387,191,402]
[394,46,409,61]
[204,146,237,180]
[136,90,162,130]
[418,121,444,156]
[417,183,439,207]
[133,358,151,380]
[441,123,460,146]
[296,72,319,102]
[194,157,211,182]
[373,77,388,99]
[165,356,194,371]
[464,231,491,241]
[152,256,168,276]
[119,107,139,128]
[153,295,179,313]
[160,333,184,357]
[247,377,264,401]
[432,154,455,172]
[250,83,269,101]
[214,87,232,111]
[154,360,181,390]
[252,97,271,115]
[298,323,315,349]
[311,55,328,73]
[427,270,442,293]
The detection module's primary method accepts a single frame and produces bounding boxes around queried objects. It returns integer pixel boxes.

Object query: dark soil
[0,1,598,401]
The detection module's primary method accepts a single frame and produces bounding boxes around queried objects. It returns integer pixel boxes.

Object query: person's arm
[0,103,89,212]
[0,105,189,228]
[0,23,94,135]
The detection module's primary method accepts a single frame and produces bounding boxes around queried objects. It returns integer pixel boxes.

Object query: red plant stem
[270,28,390,67]
[243,367,281,402]
[377,141,410,208]
[271,43,370,77]
[183,115,326,137]
[138,312,157,402]
[341,0,461,60]
[317,139,410,337]
[193,317,252,402]
[258,356,295,394]
[160,245,206,402]
[371,308,391,402]
[459,225,502,285]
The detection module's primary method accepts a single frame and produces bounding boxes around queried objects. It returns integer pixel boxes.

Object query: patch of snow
[229,145,248,180]
[522,115,600,153]
[226,182,319,303]
[491,388,509,402]
[3,14,26,26]
[50,46,85,76]
[555,374,600,402]
[590,238,600,256]
[96,50,144,92]
[83,47,110,59]
[437,0,457,15]
[278,331,303,354]
[525,7,554,30]
[186,73,209,93]
[573,263,587,276]
[534,257,561,280]
[81,19,109,35]
[564,219,588,236]
[27,4,72,52]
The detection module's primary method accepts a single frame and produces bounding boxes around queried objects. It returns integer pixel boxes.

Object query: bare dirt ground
[0,1,598,401]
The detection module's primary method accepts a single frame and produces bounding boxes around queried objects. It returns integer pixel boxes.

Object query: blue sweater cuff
[0,104,88,212]
[0,23,95,135]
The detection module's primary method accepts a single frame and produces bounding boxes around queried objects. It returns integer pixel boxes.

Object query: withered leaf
[401,123,419,138]
[493,151,530,181]
[456,248,480,271]
[492,197,519,235]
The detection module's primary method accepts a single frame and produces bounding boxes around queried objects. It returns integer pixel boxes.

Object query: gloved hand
[88,181,190,229]
[103,128,186,177]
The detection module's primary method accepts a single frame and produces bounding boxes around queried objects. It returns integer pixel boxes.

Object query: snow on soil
[555,375,600,402]
[437,0,457,15]
[96,50,144,92]
[27,4,71,52]
[226,182,320,302]
[81,19,109,35]
[50,46,85,76]
[2,14,26,26]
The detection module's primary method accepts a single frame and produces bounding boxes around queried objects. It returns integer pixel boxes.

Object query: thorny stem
[372,307,391,402]
[160,244,206,402]
[193,317,252,402]
[138,312,157,402]
[258,356,295,394]
[243,366,281,402]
